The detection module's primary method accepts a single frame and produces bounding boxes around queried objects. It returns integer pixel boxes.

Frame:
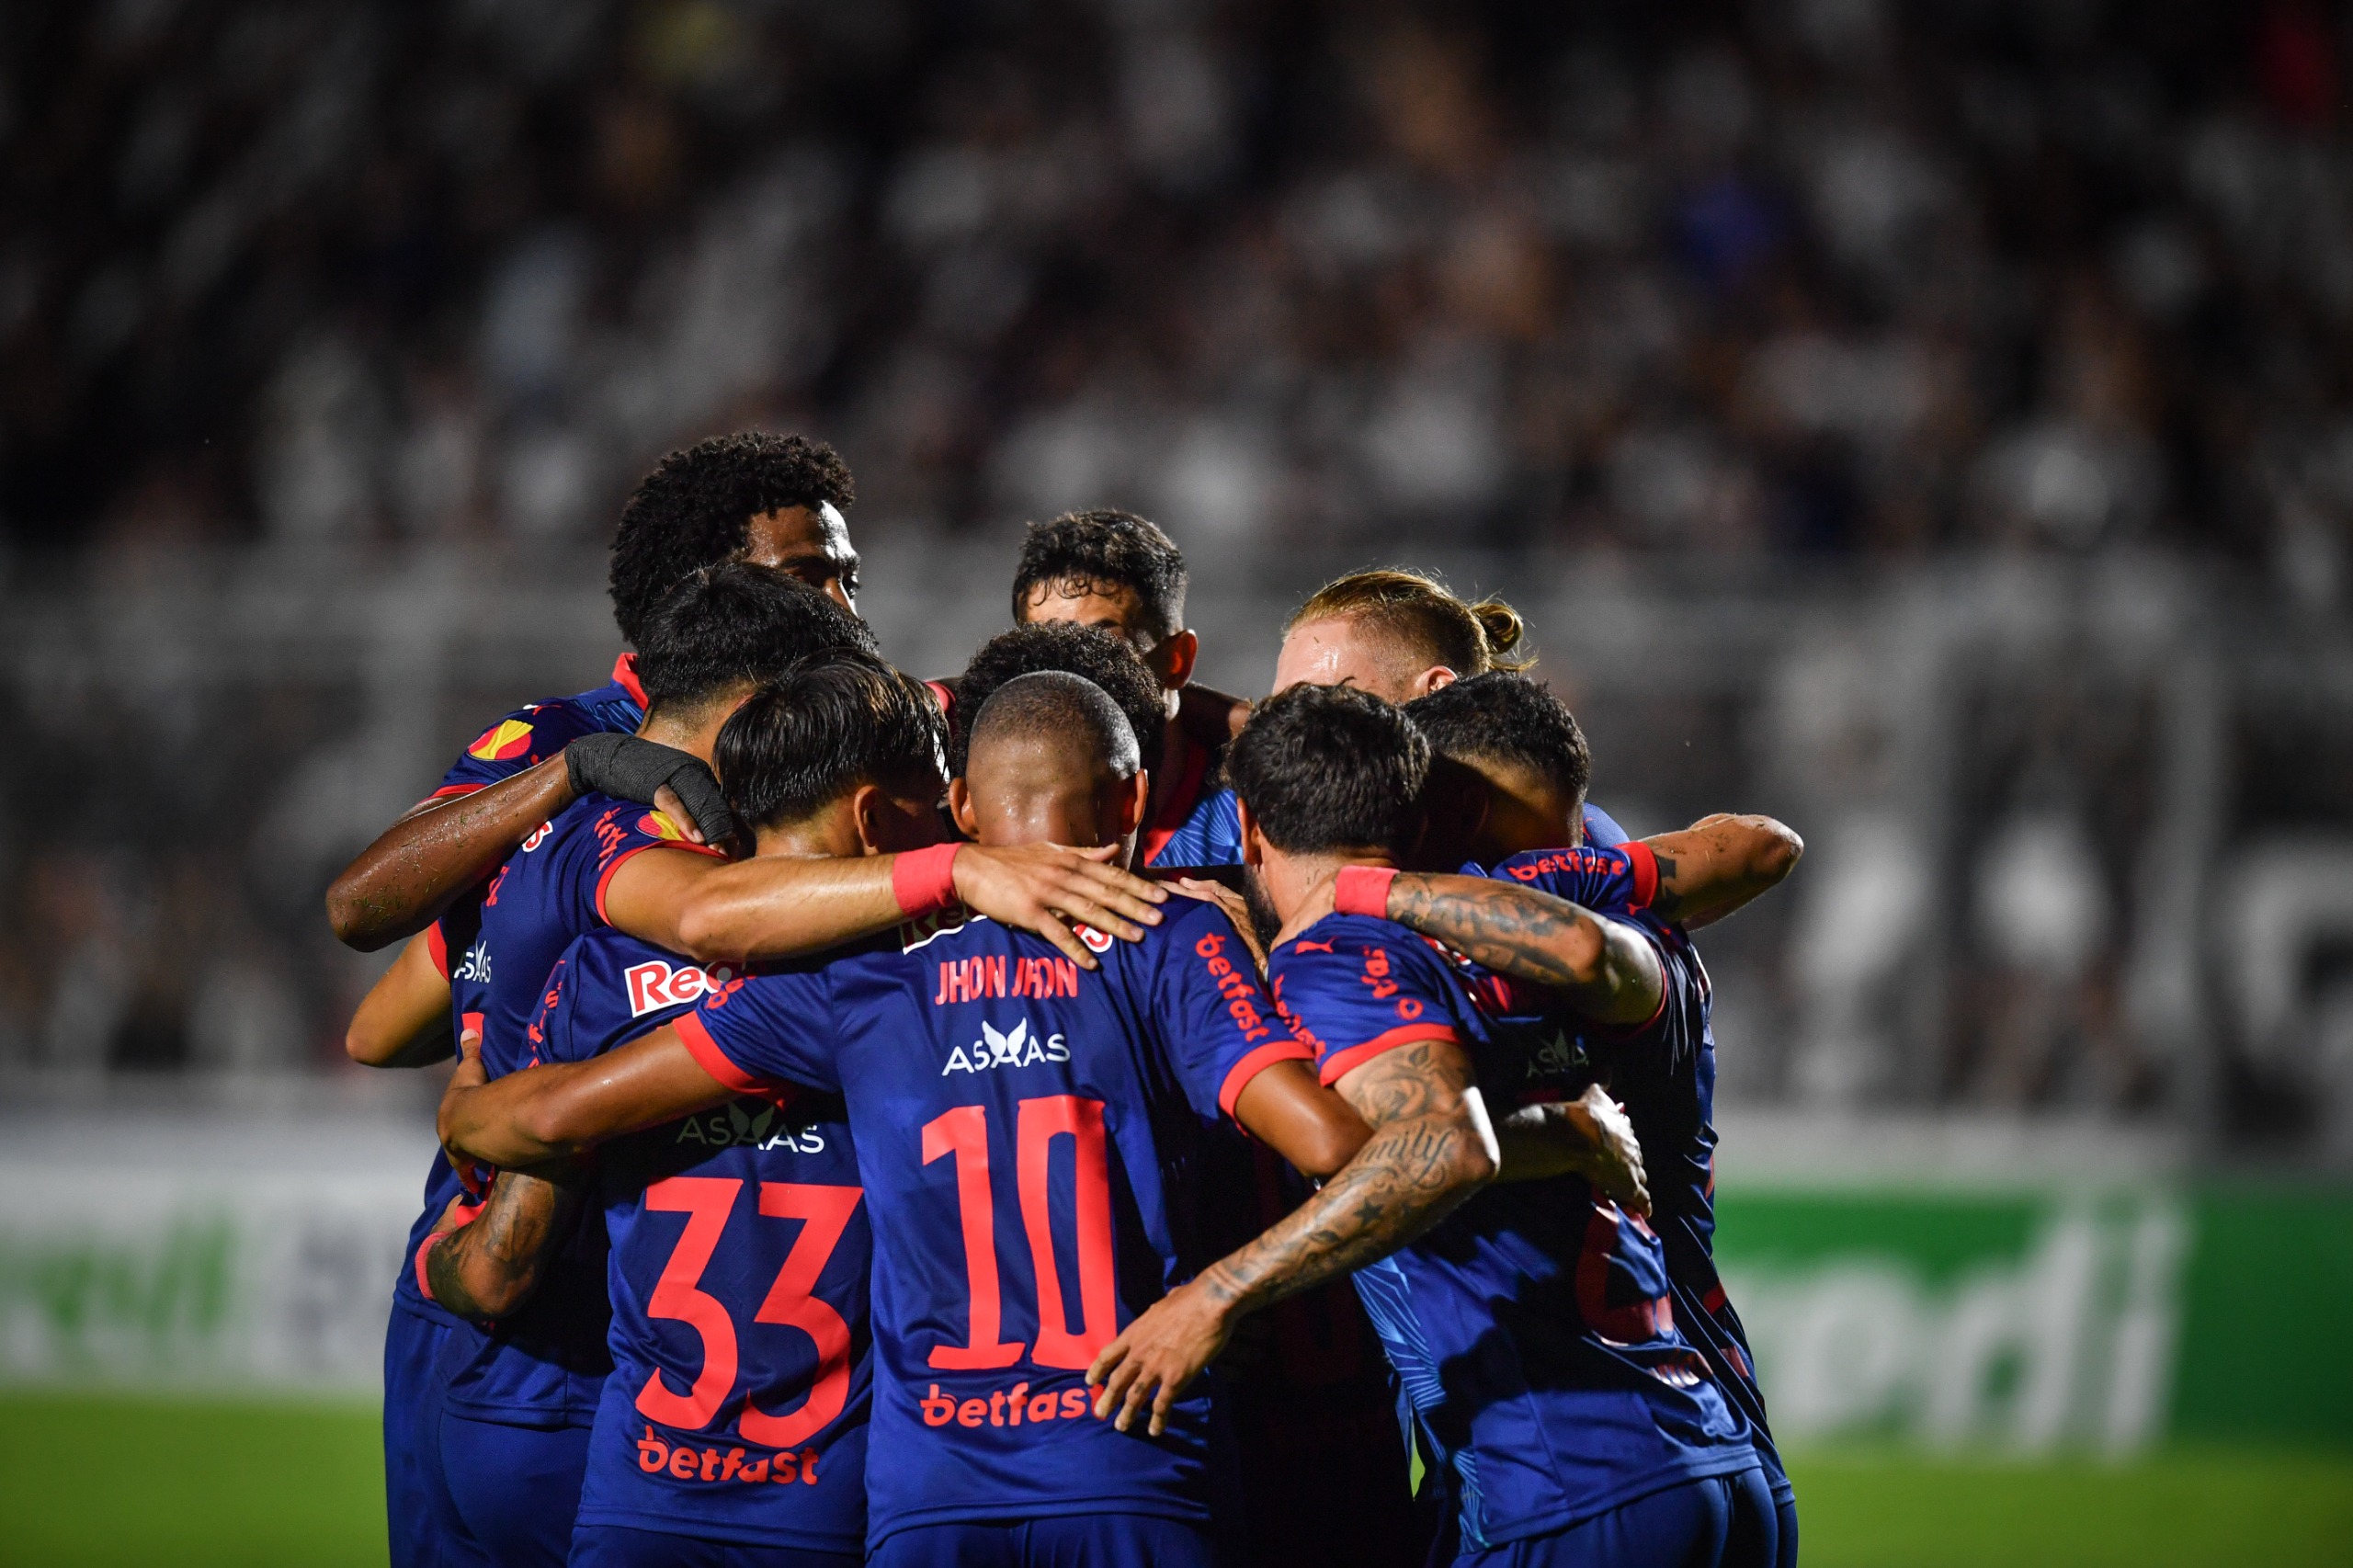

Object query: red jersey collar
[1142,723,1213,865]
[612,652,649,710]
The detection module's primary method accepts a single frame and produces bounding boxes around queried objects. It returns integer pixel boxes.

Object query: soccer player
[434,668,1631,1566]
[1160,568,1630,873]
[424,563,882,1568]
[1005,509,1245,866]
[328,433,862,954]
[422,657,951,1568]
[341,437,1166,1568]
[1392,673,1806,1566]
[1091,684,1773,1568]
[351,429,860,1568]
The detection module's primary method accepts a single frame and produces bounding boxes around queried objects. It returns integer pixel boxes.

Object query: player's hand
[565,734,745,855]
[1086,1278,1233,1437]
[438,1024,488,1166]
[1172,878,1267,974]
[1564,1085,1649,1219]
[953,843,1166,970]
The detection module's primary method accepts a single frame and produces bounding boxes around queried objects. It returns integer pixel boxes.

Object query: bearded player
[1092,684,1776,1568]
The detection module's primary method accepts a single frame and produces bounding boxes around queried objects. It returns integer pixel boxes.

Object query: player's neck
[634,707,721,764]
[753,806,866,860]
[1267,846,1397,947]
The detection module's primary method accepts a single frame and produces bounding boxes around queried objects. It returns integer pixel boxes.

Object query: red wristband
[415,1231,450,1302]
[892,843,963,917]
[1334,865,1397,918]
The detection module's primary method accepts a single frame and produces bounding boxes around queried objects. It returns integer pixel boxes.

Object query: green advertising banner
[2,1113,2348,1460]
[1715,1182,2353,1454]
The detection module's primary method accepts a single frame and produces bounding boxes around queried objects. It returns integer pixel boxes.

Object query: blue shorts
[1768,1494,1797,1568]
[570,1523,858,1568]
[385,1300,485,1568]
[439,1409,591,1568]
[1455,1469,1777,1568]
[870,1515,1218,1568]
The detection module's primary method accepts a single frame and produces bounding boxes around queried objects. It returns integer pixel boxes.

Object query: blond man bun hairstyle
[1286,568,1532,676]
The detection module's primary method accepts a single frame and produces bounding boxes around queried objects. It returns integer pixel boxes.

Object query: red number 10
[922,1096,1117,1371]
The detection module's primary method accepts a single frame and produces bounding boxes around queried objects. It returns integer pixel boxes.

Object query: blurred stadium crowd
[8,0,2353,563]
[1,2,2350,1155]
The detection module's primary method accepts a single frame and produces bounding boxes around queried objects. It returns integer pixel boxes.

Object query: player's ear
[1115,768,1150,837]
[1156,630,1199,691]
[1411,665,1459,699]
[849,783,891,856]
[1235,797,1266,869]
[947,777,981,840]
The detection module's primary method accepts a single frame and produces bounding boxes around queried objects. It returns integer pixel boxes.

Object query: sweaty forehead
[1274,615,1415,698]
[745,504,855,566]
[1022,579,1149,636]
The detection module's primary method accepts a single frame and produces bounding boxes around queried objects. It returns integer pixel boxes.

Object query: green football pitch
[0,1395,2347,1567]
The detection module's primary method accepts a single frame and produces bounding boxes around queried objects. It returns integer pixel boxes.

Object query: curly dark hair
[950,622,1166,780]
[1010,508,1188,640]
[608,433,856,646]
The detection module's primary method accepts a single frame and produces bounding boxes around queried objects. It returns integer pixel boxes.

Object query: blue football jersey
[1142,732,1239,869]
[388,905,487,1333]
[1476,842,1790,1503]
[434,798,722,1426]
[432,653,649,800]
[675,896,1311,1547]
[1267,913,1757,1551]
[532,925,871,1554]
[389,656,650,1327]
[1153,788,1627,868]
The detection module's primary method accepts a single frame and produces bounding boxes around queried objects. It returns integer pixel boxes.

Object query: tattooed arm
[419,1162,586,1324]
[1088,1037,1498,1434]
[1380,875,1664,1028]
[1644,813,1803,930]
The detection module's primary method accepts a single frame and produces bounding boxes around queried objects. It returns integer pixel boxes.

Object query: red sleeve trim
[429,783,484,801]
[892,843,962,917]
[1334,865,1397,918]
[674,1011,771,1096]
[612,653,649,710]
[423,923,449,979]
[1623,840,1659,911]
[594,839,725,926]
[1217,1039,1317,1119]
[1319,1022,1460,1086]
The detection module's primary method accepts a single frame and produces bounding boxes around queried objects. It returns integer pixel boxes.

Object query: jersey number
[638,1176,865,1446]
[921,1096,1117,1370]
[1575,1201,1672,1345]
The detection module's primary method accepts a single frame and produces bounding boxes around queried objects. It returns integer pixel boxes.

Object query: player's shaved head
[953,672,1150,860]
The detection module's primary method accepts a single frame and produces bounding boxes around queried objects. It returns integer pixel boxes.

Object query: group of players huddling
[331,431,1807,1568]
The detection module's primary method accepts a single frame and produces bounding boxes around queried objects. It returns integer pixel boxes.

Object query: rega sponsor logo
[626,959,738,1017]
